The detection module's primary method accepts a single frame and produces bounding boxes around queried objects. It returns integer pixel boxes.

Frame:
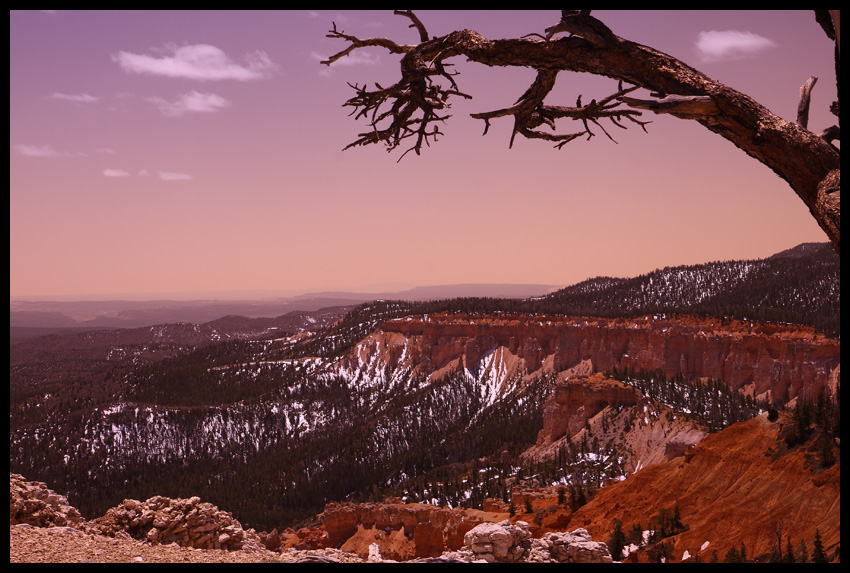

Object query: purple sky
[10,11,838,299]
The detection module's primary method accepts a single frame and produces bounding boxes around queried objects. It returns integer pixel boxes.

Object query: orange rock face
[567,411,840,562]
[320,502,509,559]
[374,313,839,404]
[535,373,642,444]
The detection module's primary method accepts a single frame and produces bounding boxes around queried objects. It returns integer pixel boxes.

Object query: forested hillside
[414,242,840,337]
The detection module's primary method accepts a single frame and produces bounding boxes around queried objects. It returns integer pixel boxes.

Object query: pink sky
[10,10,838,300]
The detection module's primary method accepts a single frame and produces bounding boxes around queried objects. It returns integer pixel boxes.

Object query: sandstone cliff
[362,313,839,404]
[524,372,708,474]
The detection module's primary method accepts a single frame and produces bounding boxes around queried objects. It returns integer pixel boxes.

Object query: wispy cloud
[148,90,231,117]
[103,168,132,177]
[113,43,279,81]
[13,144,79,158]
[158,171,193,181]
[695,30,777,62]
[49,92,100,104]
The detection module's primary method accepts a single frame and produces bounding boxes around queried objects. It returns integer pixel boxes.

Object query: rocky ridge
[374,313,839,405]
[10,473,615,563]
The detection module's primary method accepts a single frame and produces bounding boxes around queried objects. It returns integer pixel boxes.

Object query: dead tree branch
[797,76,818,129]
[322,10,840,254]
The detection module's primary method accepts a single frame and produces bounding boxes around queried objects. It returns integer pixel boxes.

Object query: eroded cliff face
[320,502,506,560]
[534,373,642,442]
[524,373,708,473]
[567,411,841,563]
[348,313,840,404]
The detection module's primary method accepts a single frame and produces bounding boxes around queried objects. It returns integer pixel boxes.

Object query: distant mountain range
[10,242,840,341]
[9,284,560,336]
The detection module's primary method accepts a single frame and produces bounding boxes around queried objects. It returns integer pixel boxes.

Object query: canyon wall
[359,313,840,404]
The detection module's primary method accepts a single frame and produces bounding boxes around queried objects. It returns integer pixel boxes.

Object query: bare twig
[321,22,412,66]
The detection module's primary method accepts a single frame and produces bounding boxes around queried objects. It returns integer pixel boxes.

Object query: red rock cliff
[372,313,839,404]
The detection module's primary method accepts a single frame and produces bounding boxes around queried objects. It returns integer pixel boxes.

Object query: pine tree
[797,539,809,563]
[818,431,835,467]
[608,518,626,561]
[783,535,796,563]
[723,546,742,563]
[812,530,828,563]
[557,485,566,506]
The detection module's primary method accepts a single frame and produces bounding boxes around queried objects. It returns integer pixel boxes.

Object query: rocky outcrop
[321,501,506,560]
[535,373,641,443]
[372,313,839,404]
[526,372,708,472]
[92,495,263,552]
[450,520,612,563]
[10,473,84,529]
[462,519,533,562]
[534,529,614,563]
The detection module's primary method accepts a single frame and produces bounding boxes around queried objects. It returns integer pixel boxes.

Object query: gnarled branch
[322,10,840,254]
[472,78,649,148]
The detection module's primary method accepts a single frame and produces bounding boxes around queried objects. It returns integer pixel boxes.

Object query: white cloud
[103,169,131,177]
[49,92,100,104]
[113,43,279,81]
[695,30,777,62]
[138,169,149,176]
[14,144,75,157]
[158,171,193,181]
[148,90,231,117]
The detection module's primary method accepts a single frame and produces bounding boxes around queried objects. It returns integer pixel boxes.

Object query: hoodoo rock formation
[321,501,507,560]
[364,313,839,404]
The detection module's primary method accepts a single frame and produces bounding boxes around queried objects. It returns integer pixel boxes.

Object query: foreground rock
[10,473,84,529]
[451,520,612,563]
[92,495,266,552]
[10,473,288,563]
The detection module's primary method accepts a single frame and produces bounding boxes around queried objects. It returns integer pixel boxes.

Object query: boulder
[9,473,84,529]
